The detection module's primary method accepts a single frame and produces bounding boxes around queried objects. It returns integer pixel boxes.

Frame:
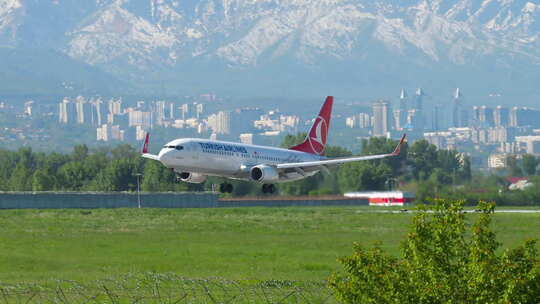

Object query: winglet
[142,132,150,154]
[391,134,406,156]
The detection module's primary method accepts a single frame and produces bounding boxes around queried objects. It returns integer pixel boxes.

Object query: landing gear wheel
[262,184,276,194]
[219,183,233,193]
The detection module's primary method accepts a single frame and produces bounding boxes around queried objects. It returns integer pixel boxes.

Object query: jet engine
[250,165,279,182]
[177,172,207,183]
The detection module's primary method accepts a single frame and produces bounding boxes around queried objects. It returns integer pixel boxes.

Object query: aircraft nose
[158,149,174,166]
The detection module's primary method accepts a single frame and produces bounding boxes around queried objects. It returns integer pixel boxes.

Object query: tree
[58,161,90,190]
[8,148,35,191]
[71,144,89,162]
[460,155,472,181]
[140,160,187,192]
[408,140,438,180]
[522,154,538,176]
[88,159,138,191]
[280,132,307,148]
[8,163,32,191]
[32,169,53,191]
[0,150,17,190]
[328,199,540,303]
[507,155,523,177]
[337,162,392,192]
[361,137,407,176]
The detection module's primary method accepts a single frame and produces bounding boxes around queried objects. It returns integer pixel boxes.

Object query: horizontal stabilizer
[142,153,160,161]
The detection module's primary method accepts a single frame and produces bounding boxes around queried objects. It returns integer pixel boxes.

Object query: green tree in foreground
[328,200,540,303]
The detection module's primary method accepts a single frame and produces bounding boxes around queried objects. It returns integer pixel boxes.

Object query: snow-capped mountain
[0,0,539,98]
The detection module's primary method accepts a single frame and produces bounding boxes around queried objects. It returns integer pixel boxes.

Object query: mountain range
[1,0,539,103]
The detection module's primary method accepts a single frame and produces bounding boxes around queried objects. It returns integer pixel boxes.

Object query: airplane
[141,96,406,194]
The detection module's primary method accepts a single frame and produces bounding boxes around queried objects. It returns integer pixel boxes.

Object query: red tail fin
[391,134,406,156]
[142,132,150,154]
[289,96,333,156]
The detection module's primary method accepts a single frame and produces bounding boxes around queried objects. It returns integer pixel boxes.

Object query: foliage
[507,155,523,177]
[328,199,540,304]
[0,136,531,204]
[0,145,184,192]
[522,154,538,176]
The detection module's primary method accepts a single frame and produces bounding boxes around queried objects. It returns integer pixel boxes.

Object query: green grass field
[1,206,539,283]
[0,206,539,302]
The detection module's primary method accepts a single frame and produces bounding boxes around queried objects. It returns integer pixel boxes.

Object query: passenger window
[176,146,184,150]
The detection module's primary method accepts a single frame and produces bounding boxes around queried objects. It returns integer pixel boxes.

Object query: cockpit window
[163,145,183,150]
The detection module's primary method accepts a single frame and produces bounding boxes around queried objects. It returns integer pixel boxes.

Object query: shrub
[328,199,540,303]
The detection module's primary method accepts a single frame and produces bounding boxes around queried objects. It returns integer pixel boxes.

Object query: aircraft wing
[276,134,406,170]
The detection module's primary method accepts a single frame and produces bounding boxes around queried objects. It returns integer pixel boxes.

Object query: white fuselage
[158,138,325,182]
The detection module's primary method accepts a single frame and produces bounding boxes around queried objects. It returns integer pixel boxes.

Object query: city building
[58,97,76,124]
[488,154,507,169]
[97,124,125,142]
[413,88,424,111]
[239,133,253,145]
[92,98,109,126]
[424,132,450,150]
[493,106,509,127]
[395,89,408,131]
[208,111,231,134]
[128,110,152,128]
[510,107,540,128]
[74,96,93,125]
[108,98,123,115]
[515,136,540,155]
[372,100,391,137]
[135,126,147,141]
[452,88,468,128]
[473,105,494,127]
[23,101,34,117]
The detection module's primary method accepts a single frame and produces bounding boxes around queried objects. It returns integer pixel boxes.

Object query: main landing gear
[219,183,233,193]
[262,184,276,194]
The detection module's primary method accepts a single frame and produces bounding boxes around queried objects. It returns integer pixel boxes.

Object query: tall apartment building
[372,100,391,137]
[92,98,109,126]
[452,88,468,128]
[208,111,231,134]
[128,110,152,128]
[510,107,540,128]
[58,97,76,124]
[108,98,123,115]
[493,105,509,127]
[395,89,408,130]
[474,105,494,127]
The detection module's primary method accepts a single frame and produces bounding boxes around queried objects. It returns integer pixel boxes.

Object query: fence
[0,274,337,304]
[0,192,368,209]
[0,192,218,209]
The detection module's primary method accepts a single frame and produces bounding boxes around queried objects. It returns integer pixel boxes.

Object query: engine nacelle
[250,165,279,182]
[177,172,207,183]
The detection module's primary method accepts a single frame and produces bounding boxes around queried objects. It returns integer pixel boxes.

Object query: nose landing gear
[219,183,233,193]
[262,184,276,194]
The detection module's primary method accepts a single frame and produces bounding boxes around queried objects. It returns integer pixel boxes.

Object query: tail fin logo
[289,96,333,156]
[308,116,328,155]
